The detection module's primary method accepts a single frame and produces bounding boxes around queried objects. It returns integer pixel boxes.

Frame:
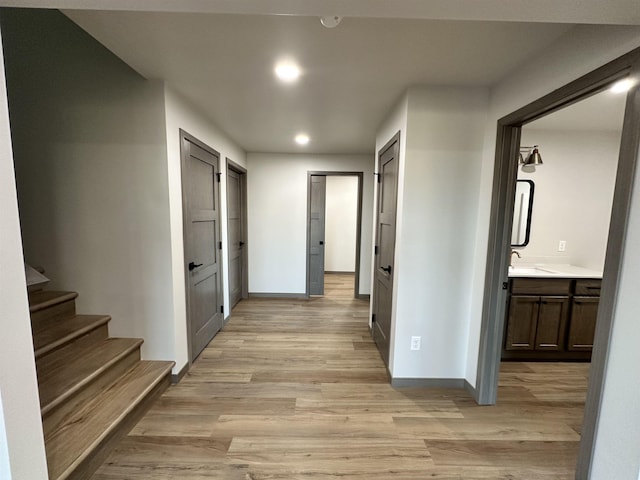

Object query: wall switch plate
[410,336,421,351]
[558,240,567,252]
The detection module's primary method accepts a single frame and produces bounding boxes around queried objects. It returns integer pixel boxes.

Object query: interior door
[372,133,400,367]
[181,132,224,362]
[308,175,326,295]
[227,164,246,309]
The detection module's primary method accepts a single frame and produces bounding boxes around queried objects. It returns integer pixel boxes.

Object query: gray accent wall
[1,9,173,363]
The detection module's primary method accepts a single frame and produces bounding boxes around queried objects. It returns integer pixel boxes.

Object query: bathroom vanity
[502,265,602,361]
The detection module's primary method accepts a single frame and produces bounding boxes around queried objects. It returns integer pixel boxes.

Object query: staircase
[29,289,174,480]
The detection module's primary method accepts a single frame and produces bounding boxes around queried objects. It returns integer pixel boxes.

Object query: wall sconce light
[518,145,543,166]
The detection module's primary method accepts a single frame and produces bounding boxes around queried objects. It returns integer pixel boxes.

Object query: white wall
[164,86,246,373]
[325,176,358,272]
[1,9,175,363]
[516,128,620,271]
[376,87,488,379]
[0,391,10,479]
[466,24,640,388]
[246,153,374,296]
[591,129,640,479]
[0,22,48,478]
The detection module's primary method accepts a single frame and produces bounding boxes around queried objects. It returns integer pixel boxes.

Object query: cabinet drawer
[511,278,572,295]
[575,279,601,296]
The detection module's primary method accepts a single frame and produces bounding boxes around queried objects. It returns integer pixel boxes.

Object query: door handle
[381,265,392,274]
[239,241,245,247]
[319,241,324,245]
[188,261,203,271]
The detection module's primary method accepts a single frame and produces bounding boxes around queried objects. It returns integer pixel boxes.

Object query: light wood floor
[92,273,589,479]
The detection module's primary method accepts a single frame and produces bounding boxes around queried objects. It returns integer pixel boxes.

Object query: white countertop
[508,263,603,279]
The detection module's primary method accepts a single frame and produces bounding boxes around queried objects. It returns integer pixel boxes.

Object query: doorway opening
[306,172,364,299]
[475,47,640,478]
[226,158,248,312]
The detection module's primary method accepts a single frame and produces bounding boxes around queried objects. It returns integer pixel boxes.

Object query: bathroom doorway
[502,89,625,361]
[475,47,640,477]
[306,172,364,298]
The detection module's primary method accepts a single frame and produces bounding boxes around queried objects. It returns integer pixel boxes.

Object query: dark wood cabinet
[505,296,539,350]
[502,277,600,361]
[567,296,599,351]
[505,295,569,352]
[535,297,570,351]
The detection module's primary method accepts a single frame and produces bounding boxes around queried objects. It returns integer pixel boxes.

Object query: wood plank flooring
[91,273,589,479]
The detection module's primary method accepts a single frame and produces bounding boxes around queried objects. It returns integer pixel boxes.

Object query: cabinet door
[567,296,599,351]
[535,296,569,351]
[505,296,539,350]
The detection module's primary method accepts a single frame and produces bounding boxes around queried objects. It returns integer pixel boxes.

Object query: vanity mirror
[511,180,534,246]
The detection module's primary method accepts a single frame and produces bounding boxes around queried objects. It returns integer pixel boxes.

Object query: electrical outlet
[558,240,567,252]
[411,336,421,351]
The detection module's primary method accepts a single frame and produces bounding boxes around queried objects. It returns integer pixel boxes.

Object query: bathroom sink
[508,266,555,275]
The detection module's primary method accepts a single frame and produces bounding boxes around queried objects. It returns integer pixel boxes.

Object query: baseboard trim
[171,362,189,384]
[248,292,308,299]
[356,293,370,301]
[391,377,466,389]
[464,379,476,398]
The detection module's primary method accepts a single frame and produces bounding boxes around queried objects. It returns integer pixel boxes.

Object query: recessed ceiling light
[295,134,310,145]
[275,62,301,83]
[610,78,634,94]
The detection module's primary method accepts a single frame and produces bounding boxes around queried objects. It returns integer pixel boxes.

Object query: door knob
[381,265,392,274]
[188,261,203,271]
[239,241,245,247]
[319,241,324,245]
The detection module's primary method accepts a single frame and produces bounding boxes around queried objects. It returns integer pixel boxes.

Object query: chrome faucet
[509,250,521,267]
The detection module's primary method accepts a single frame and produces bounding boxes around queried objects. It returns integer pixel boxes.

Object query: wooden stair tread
[29,290,78,313]
[45,360,174,480]
[33,314,111,358]
[37,337,143,415]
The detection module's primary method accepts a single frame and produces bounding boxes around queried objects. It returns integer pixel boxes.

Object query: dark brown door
[568,296,599,351]
[227,163,247,310]
[372,133,400,366]
[535,296,569,351]
[504,295,539,350]
[181,131,224,362]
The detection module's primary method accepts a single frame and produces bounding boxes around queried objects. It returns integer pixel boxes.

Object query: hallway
[92,274,588,479]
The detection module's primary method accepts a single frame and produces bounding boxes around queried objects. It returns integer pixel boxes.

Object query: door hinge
[374,246,379,255]
[219,241,222,250]
[374,172,381,183]
[216,172,221,182]
[220,305,224,314]
[372,314,376,323]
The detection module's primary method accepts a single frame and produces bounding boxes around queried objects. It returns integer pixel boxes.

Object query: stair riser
[31,299,76,331]
[36,323,109,359]
[55,372,171,480]
[42,348,141,438]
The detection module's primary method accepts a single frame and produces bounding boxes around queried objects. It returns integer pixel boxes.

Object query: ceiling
[526,87,627,133]
[64,10,578,154]
[2,0,639,153]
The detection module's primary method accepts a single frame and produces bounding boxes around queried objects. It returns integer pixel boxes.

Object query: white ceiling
[64,10,579,153]
[10,0,640,24]
[3,0,640,153]
[526,88,627,133]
